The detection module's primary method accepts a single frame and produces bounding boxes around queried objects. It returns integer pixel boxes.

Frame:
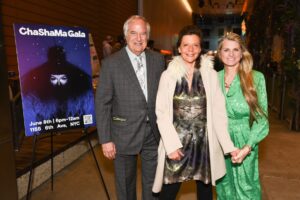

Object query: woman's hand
[230,148,240,158]
[231,145,251,163]
[168,149,184,161]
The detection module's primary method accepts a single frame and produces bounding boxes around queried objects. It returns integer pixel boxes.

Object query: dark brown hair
[177,25,203,68]
[177,25,203,48]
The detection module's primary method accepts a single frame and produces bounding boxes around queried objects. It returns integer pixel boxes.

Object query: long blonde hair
[218,32,265,126]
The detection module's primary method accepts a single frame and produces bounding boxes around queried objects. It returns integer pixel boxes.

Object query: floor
[20,111,300,200]
[15,127,96,177]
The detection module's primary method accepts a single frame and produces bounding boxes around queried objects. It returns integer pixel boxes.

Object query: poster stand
[25,130,110,200]
[25,132,55,200]
[50,132,54,191]
[83,128,110,200]
[13,24,104,199]
[26,134,37,200]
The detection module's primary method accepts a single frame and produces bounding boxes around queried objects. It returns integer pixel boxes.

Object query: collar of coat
[166,54,214,83]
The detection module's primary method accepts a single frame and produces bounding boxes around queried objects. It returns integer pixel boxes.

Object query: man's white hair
[123,15,150,39]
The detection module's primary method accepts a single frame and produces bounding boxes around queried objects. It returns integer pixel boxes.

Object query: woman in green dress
[216,32,269,200]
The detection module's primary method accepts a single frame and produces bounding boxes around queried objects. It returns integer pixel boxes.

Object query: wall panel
[1,0,138,73]
[0,1,137,198]
[0,6,18,198]
[143,0,192,51]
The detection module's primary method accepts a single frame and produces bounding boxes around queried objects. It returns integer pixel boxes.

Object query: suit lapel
[120,48,147,103]
[146,50,154,103]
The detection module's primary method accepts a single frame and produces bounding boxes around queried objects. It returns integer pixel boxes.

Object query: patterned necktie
[135,55,147,100]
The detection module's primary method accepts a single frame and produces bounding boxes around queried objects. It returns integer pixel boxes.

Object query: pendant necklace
[225,76,234,89]
[225,82,231,88]
[225,68,237,89]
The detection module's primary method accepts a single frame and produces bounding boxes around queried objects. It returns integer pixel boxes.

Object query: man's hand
[167,149,184,161]
[102,142,116,160]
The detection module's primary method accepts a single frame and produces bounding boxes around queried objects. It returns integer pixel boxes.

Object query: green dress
[216,70,269,200]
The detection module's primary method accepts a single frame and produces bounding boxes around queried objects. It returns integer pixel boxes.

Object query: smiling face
[178,34,201,67]
[219,39,243,69]
[125,19,148,55]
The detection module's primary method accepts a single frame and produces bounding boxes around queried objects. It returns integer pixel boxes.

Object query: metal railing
[265,68,300,131]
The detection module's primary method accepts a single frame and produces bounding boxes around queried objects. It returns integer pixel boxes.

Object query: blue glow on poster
[14,24,96,136]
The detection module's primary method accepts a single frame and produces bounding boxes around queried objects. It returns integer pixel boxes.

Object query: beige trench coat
[152,55,236,193]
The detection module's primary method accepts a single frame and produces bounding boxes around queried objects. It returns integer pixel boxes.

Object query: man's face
[125,19,148,55]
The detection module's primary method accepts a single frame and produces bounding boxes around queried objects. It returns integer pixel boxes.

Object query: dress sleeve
[246,72,269,148]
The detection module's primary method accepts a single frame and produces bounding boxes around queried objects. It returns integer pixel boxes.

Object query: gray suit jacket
[95,47,165,154]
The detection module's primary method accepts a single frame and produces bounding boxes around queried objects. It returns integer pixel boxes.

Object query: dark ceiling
[189,0,254,15]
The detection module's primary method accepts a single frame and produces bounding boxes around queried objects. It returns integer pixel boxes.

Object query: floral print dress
[163,70,211,184]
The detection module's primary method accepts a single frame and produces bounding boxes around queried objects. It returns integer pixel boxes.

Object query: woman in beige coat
[152,25,238,200]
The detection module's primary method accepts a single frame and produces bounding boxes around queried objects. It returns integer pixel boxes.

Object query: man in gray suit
[95,15,165,200]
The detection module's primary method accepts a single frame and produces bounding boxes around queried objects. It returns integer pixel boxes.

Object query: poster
[14,24,96,136]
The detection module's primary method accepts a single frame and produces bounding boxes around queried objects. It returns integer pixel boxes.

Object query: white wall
[143,0,192,51]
